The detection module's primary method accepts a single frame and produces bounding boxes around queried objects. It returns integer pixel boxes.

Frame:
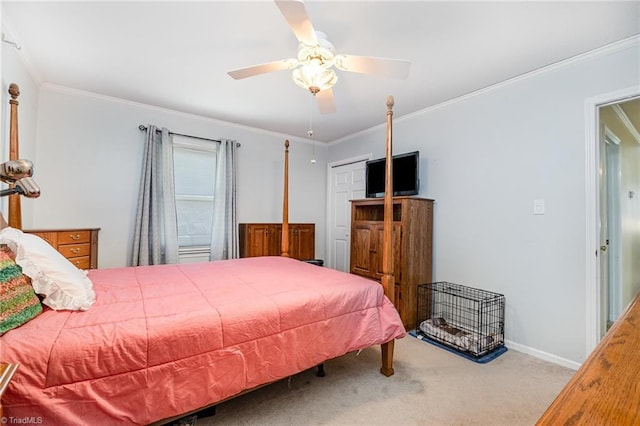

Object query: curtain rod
[138,125,225,144]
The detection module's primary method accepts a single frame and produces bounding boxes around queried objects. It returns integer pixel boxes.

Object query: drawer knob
[70,248,81,254]
[70,234,81,240]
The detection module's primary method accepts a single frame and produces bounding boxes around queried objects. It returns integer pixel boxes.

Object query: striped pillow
[0,245,42,335]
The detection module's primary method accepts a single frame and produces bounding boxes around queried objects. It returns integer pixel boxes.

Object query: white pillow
[0,227,95,311]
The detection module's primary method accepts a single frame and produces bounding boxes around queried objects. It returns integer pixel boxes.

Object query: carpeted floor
[193,335,574,425]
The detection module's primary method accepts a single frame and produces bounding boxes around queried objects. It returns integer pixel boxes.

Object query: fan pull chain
[309,94,316,164]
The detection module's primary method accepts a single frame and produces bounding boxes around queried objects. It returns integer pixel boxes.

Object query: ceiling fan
[227,0,411,114]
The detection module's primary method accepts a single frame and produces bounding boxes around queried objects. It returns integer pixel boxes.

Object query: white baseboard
[505,339,581,371]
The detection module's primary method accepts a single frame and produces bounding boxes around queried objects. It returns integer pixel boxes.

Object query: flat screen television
[366,151,419,198]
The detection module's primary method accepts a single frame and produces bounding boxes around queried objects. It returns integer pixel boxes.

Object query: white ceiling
[2,1,639,143]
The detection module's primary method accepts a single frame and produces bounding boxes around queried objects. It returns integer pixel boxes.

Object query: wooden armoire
[350,196,433,330]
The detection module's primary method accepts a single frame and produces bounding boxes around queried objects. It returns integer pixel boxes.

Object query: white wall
[0,62,328,268]
[1,36,40,226]
[328,38,640,366]
[32,86,328,268]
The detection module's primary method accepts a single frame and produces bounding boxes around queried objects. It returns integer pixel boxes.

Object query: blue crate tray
[409,329,508,364]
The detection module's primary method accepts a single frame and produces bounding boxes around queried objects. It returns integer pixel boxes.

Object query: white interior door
[603,128,623,327]
[327,159,367,271]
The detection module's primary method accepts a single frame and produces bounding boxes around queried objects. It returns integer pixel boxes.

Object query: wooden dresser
[239,223,315,260]
[25,228,100,269]
[537,293,640,425]
[350,197,434,330]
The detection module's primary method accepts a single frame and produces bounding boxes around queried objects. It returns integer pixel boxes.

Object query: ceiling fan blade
[275,0,318,46]
[334,54,411,79]
[316,88,336,115]
[228,59,298,80]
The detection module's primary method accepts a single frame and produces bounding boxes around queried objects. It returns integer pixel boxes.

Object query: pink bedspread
[0,256,405,425]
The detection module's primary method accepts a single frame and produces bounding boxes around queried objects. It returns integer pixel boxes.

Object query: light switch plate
[533,199,545,215]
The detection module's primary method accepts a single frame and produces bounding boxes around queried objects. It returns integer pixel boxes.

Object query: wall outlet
[533,199,545,215]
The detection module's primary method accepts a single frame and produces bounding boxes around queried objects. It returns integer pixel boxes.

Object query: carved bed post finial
[8,83,22,229]
[281,140,290,257]
[9,83,20,103]
[8,84,20,160]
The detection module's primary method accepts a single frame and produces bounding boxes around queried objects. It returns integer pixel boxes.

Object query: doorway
[325,155,370,271]
[586,89,640,355]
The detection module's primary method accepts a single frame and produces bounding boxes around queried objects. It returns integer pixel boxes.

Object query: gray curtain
[131,125,179,266]
[210,139,238,260]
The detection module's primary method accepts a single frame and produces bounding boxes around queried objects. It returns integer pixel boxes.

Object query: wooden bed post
[380,96,395,377]
[8,83,22,229]
[281,140,290,257]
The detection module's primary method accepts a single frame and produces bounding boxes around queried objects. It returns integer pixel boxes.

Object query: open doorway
[587,92,640,354]
[599,98,640,336]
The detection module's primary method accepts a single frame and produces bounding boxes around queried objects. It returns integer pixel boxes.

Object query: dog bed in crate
[418,317,498,355]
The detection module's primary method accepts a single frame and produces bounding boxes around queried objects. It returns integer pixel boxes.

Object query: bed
[0,86,404,425]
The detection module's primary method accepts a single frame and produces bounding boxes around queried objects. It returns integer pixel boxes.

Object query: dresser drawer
[58,243,91,258]
[67,256,90,270]
[57,231,91,244]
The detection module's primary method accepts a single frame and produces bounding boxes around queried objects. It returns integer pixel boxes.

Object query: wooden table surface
[536,293,640,425]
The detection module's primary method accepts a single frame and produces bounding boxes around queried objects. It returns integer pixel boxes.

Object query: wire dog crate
[417,282,505,357]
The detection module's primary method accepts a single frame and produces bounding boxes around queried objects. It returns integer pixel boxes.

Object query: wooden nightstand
[0,363,19,418]
[25,228,100,269]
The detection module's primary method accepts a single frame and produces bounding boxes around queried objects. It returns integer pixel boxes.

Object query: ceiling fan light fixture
[227,2,410,114]
[292,66,338,93]
[297,45,334,70]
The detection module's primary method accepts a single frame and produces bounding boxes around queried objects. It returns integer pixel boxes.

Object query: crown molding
[331,34,640,146]
[612,104,640,144]
[40,82,323,147]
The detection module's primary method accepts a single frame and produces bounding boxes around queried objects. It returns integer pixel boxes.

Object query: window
[172,135,218,251]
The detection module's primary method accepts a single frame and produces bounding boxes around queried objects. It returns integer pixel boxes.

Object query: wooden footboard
[536,292,640,425]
